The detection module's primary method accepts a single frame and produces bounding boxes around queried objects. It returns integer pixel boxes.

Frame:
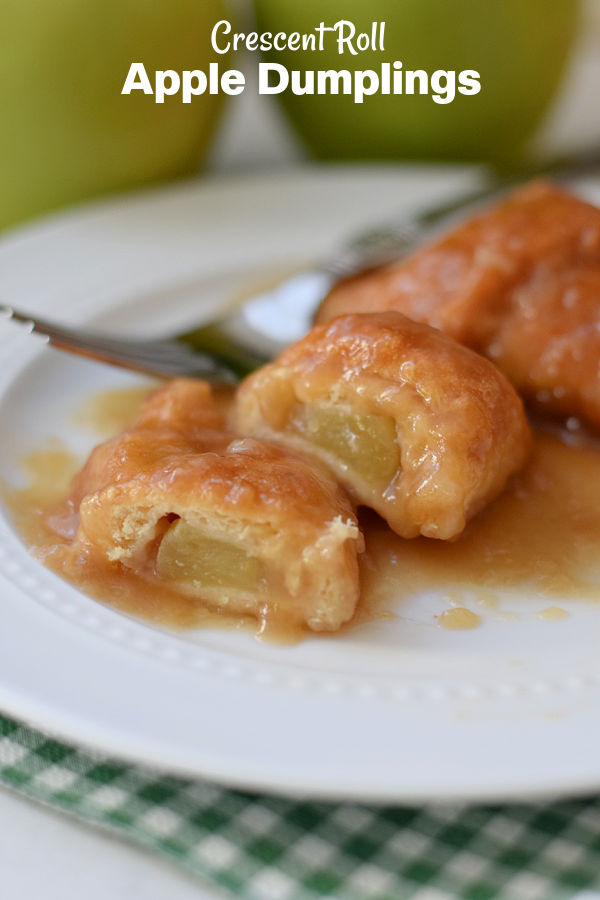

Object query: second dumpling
[234,312,531,540]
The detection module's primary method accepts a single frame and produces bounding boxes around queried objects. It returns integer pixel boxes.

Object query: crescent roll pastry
[132,377,226,433]
[317,181,600,345]
[234,313,531,540]
[66,379,362,633]
[484,263,600,425]
[316,181,600,427]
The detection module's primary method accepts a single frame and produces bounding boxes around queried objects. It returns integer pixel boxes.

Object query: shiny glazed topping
[438,608,482,630]
[317,182,600,430]
[234,312,531,541]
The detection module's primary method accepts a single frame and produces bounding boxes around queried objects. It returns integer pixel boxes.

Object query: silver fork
[3,152,598,382]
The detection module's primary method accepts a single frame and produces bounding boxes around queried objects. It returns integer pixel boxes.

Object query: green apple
[254,0,578,163]
[0,0,228,230]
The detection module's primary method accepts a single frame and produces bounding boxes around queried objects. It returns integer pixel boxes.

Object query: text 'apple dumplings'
[65,379,363,633]
[234,313,532,540]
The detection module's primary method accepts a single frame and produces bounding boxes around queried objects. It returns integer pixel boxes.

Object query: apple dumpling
[234,313,531,540]
[65,379,363,632]
[316,180,600,427]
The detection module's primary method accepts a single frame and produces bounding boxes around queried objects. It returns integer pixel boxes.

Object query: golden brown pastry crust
[318,181,600,342]
[133,378,226,433]
[235,313,531,540]
[316,181,600,427]
[68,379,362,632]
[485,264,600,425]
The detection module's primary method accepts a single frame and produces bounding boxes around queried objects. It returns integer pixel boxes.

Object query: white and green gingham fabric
[2,715,600,900]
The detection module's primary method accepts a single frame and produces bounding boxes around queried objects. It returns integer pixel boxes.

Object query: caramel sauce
[361,429,600,628]
[7,441,81,546]
[538,606,569,621]
[73,385,161,437]
[6,387,600,642]
[438,608,482,630]
[72,382,237,436]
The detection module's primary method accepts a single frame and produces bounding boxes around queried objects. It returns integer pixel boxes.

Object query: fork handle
[178,322,271,379]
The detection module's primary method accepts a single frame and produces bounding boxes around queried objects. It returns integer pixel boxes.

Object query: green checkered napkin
[1,714,600,900]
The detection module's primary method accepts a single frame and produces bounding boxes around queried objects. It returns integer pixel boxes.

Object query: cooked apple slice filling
[289,404,400,486]
[156,520,262,590]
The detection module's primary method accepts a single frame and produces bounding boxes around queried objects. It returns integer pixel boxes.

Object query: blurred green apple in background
[254,0,578,164]
[0,0,228,231]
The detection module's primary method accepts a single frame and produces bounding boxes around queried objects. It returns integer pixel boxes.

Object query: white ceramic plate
[2,166,600,805]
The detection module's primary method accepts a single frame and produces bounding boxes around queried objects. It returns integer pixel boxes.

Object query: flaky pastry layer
[235,313,531,539]
[317,181,600,427]
[67,379,362,632]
